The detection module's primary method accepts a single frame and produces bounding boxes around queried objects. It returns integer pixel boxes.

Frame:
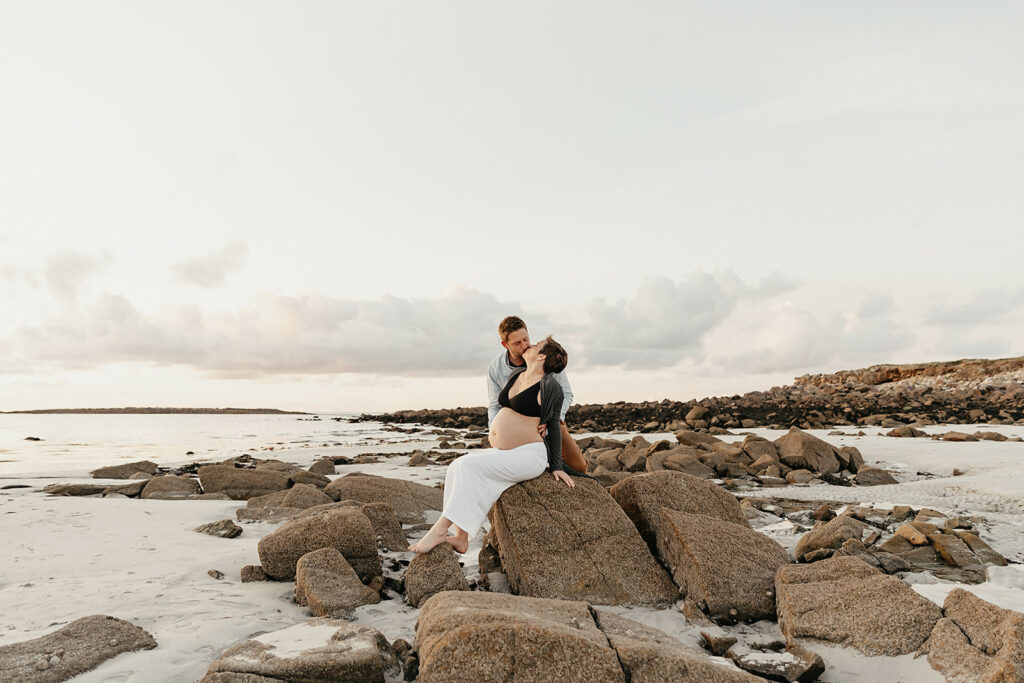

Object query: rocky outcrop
[197,465,291,500]
[609,471,749,556]
[90,460,160,479]
[0,615,156,682]
[257,506,381,581]
[918,588,1024,682]
[414,591,758,683]
[404,545,469,608]
[656,509,789,621]
[294,548,380,617]
[324,475,442,523]
[776,556,942,656]
[201,619,396,682]
[490,475,678,607]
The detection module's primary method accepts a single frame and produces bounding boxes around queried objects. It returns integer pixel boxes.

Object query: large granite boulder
[309,457,336,475]
[140,475,200,500]
[90,460,159,479]
[657,509,790,621]
[294,548,380,617]
[774,428,841,475]
[490,475,677,606]
[257,506,381,581]
[776,556,942,656]
[740,435,778,462]
[201,619,396,682]
[359,502,407,551]
[325,475,442,523]
[674,430,723,450]
[198,465,291,500]
[918,587,1024,682]
[404,544,470,608]
[609,471,750,555]
[794,514,868,562]
[414,591,757,683]
[0,615,156,682]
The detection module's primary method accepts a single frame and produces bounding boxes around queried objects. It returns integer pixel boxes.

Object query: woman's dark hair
[540,335,567,374]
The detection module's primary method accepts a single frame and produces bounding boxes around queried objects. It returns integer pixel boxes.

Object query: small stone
[208,569,224,580]
[193,519,242,538]
[700,631,737,656]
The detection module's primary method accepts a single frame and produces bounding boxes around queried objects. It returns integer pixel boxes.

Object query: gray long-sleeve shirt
[487,350,573,425]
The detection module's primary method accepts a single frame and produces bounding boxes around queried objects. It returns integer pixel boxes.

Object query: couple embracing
[409,316,588,554]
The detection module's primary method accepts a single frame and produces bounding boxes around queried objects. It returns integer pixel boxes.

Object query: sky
[1,2,1022,413]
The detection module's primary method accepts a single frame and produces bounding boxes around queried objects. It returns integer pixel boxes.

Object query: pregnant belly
[489,408,544,451]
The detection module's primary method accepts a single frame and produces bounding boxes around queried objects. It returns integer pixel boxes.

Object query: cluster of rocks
[358,356,1024,432]
[579,427,888,490]
[41,454,343,501]
[887,426,1022,442]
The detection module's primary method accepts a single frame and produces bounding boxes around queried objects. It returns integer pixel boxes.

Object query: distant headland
[0,407,308,415]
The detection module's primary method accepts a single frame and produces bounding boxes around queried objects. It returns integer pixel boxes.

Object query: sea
[0,413,419,479]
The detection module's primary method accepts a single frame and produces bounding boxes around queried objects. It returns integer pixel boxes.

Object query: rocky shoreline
[357,356,1024,432]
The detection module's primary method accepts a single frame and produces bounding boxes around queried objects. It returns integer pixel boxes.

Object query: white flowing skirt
[442,441,548,539]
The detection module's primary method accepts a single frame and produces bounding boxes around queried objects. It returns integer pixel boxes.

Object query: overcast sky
[1,2,1022,412]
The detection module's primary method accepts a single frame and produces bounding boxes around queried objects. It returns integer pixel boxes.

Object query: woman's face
[523,339,548,364]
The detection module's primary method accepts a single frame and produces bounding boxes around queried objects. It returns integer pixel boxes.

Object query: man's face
[502,328,531,361]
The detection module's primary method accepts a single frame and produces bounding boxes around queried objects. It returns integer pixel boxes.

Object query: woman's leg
[408,515,456,553]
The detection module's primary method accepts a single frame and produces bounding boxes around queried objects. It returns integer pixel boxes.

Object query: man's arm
[486,361,503,426]
[554,372,574,422]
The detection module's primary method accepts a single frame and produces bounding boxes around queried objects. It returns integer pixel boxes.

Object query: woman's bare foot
[445,532,469,554]
[408,526,450,554]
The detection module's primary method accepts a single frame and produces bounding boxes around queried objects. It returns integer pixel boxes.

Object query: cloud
[579,271,796,369]
[171,241,249,287]
[1,287,528,377]
[923,287,1024,327]
[43,250,108,300]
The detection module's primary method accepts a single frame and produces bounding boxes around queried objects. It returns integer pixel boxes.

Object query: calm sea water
[0,413,424,478]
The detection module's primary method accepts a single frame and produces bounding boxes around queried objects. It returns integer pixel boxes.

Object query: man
[486,315,587,472]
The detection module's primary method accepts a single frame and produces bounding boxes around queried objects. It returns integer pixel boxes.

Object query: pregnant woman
[409,336,586,554]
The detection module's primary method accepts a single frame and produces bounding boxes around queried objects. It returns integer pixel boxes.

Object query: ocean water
[0,413,418,478]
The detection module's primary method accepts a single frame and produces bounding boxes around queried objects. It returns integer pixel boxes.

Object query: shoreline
[0,407,309,415]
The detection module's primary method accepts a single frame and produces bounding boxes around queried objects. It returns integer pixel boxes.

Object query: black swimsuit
[498,373,542,418]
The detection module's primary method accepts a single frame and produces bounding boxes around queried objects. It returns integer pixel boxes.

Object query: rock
[794,515,867,562]
[324,475,442,523]
[359,502,407,551]
[855,467,899,486]
[774,428,840,475]
[0,615,156,682]
[686,406,710,424]
[208,569,225,580]
[201,619,396,682]
[103,480,148,497]
[741,435,779,462]
[662,451,716,478]
[235,484,333,522]
[282,483,333,508]
[41,483,107,496]
[929,532,983,569]
[414,591,757,683]
[775,556,942,656]
[811,504,834,522]
[975,431,1009,442]
[491,475,677,606]
[290,470,331,489]
[404,545,469,608]
[954,530,1008,566]
[90,460,160,479]
[919,588,1024,682]
[675,430,722,450]
[257,506,382,581]
[309,457,336,475]
[886,426,927,438]
[609,470,750,556]
[241,565,268,582]
[656,509,790,621]
[895,523,929,545]
[189,492,232,500]
[407,453,433,466]
[700,631,738,656]
[140,475,200,500]
[729,642,825,683]
[941,431,979,442]
[294,548,380,617]
[786,469,815,484]
[194,519,243,538]
[197,465,291,500]
[838,446,864,473]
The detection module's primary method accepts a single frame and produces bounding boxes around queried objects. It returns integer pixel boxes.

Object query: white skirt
[442,441,548,539]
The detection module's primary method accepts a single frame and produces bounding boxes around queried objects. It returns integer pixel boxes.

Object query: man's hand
[552,470,575,488]
[537,424,548,438]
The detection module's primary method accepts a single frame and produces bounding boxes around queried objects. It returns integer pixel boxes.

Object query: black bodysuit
[498,373,542,418]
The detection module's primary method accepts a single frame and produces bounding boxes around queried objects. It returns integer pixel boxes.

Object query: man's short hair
[540,335,567,374]
[498,315,527,342]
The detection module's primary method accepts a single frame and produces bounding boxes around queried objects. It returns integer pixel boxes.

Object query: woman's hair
[498,315,527,342]
[540,335,567,374]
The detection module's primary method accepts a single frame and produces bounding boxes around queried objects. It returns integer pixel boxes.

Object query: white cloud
[43,250,108,300]
[171,242,249,287]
